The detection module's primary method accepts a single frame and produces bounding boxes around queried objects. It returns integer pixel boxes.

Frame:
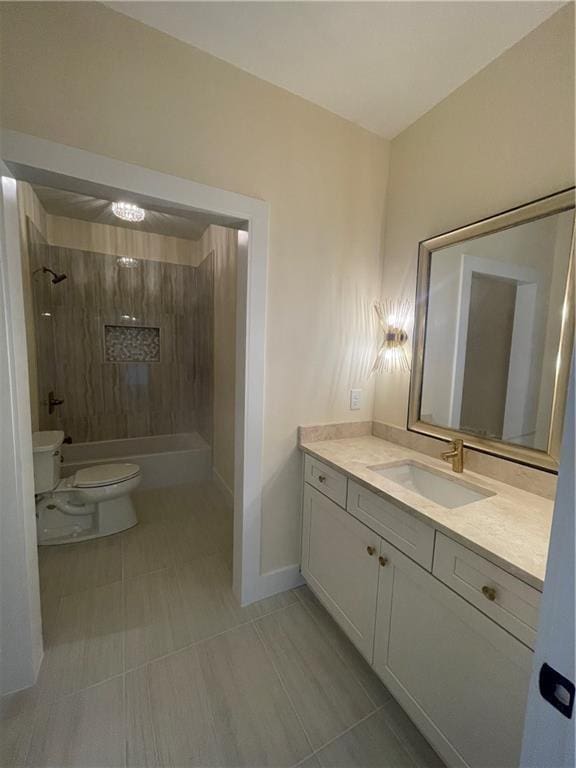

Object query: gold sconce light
[371,298,411,374]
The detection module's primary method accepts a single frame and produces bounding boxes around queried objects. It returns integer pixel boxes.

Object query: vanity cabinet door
[302,483,380,660]
[373,542,533,768]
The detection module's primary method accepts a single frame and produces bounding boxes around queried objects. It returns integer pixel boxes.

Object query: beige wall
[373,4,575,429]
[0,2,389,572]
[200,225,238,498]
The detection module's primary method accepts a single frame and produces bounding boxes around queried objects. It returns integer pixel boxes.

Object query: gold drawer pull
[378,556,388,567]
[366,545,376,556]
[318,475,327,483]
[482,585,497,601]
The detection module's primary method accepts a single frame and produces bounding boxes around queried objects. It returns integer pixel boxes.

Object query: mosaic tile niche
[104,325,160,363]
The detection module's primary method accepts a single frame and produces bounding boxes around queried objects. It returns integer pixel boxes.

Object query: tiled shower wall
[195,252,214,444]
[30,238,211,442]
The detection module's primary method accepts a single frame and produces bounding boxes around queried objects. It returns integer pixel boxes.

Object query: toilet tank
[32,431,65,493]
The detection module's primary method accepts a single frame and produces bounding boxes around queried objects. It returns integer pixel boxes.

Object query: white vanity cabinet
[301,453,536,768]
[373,540,533,768]
[301,483,380,659]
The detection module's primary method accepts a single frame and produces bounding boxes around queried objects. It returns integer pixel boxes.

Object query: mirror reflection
[420,207,574,451]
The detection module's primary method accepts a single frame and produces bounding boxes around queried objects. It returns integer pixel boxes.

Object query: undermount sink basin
[368,461,494,509]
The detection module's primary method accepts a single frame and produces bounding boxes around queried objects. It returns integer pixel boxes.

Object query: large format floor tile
[38,536,122,598]
[124,483,233,577]
[0,686,40,768]
[124,566,190,669]
[27,481,442,768]
[126,624,312,767]
[295,586,391,707]
[315,709,415,768]
[255,602,376,750]
[379,697,445,768]
[315,703,444,768]
[120,518,175,578]
[26,678,124,768]
[124,550,297,669]
[38,581,124,699]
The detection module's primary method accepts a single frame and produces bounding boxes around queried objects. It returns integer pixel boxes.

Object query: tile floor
[1,482,444,768]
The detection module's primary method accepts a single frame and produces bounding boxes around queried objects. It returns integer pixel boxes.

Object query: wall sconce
[371,298,411,374]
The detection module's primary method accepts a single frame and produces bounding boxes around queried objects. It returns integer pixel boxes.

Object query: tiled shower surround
[30,236,214,442]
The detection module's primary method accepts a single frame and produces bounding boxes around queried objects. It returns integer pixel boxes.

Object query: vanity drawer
[433,532,540,649]
[304,455,348,508]
[347,480,435,569]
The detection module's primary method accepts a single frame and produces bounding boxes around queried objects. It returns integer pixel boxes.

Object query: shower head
[34,266,68,284]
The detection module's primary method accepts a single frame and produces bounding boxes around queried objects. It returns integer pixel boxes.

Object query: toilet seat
[72,463,140,488]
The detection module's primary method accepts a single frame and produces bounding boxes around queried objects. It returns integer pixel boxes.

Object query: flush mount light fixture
[370,298,411,374]
[112,201,146,223]
[116,256,139,269]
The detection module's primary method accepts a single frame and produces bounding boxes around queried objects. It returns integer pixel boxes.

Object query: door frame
[1,130,275,630]
[449,253,540,440]
[0,173,44,694]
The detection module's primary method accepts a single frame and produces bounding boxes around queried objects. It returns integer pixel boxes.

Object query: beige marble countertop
[300,435,553,590]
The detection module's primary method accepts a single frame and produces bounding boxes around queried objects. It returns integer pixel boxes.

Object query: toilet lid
[73,463,140,488]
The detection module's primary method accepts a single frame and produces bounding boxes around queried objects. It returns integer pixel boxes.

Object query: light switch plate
[350,389,362,410]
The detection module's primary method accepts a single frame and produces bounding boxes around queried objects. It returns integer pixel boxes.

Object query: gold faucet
[441,439,464,473]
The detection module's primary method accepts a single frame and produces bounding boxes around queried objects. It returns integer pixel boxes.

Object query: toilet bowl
[33,431,140,545]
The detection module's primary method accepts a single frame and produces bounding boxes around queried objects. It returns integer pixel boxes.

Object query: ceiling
[107,1,563,138]
[32,184,247,241]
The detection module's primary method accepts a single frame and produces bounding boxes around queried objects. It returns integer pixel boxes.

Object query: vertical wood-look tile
[194,252,214,444]
[31,243,200,441]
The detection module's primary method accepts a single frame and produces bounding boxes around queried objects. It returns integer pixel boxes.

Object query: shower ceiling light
[112,201,146,223]
[116,256,139,269]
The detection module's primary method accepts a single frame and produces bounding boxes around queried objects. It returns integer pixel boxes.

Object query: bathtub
[61,432,211,490]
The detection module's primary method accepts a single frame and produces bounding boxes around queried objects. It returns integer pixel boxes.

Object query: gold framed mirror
[408,188,575,472]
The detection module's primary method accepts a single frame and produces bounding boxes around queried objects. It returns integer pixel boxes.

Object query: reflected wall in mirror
[409,189,574,471]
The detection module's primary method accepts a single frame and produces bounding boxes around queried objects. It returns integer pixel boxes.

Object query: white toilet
[32,430,140,545]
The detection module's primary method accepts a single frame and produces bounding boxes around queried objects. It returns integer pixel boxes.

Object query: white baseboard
[241,563,305,606]
[211,466,234,510]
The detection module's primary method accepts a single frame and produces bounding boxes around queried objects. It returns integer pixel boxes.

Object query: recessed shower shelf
[104,324,160,363]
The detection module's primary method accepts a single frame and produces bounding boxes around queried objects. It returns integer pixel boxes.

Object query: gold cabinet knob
[318,475,326,483]
[481,585,497,601]
[366,545,376,556]
[378,556,388,567]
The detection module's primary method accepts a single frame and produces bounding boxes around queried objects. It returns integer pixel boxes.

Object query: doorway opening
[1,131,276,693]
